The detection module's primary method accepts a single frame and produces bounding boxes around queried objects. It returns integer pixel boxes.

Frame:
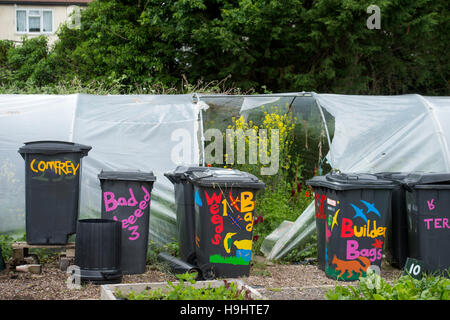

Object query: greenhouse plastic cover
[261,93,450,260]
[1,93,449,259]
[0,94,200,245]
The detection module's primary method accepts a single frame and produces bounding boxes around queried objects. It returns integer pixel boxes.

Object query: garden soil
[0,255,402,300]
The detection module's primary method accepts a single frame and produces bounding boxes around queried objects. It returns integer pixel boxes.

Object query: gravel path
[0,257,403,300]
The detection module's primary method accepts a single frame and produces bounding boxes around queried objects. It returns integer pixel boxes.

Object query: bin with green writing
[18,141,91,245]
[186,169,265,279]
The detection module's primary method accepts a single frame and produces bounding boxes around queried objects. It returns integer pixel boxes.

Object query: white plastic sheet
[314,93,450,173]
[2,93,449,259]
[0,94,199,246]
[263,93,450,260]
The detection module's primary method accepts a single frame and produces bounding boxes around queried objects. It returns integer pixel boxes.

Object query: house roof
[0,0,92,5]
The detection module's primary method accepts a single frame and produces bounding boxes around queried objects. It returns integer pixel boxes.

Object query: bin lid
[98,170,156,182]
[164,165,221,184]
[306,172,397,191]
[401,172,450,190]
[375,172,411,180]
[18,140,92,156]
[186,168,265,189]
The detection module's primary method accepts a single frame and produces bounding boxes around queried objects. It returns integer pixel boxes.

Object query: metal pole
[192,93,206,166]
[313,96,334,169]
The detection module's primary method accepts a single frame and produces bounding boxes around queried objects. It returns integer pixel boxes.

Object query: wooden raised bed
[101,279,265,300]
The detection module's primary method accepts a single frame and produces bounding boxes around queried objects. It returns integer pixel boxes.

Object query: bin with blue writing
[99,170,156,274]
[186,169,265,279]
[307,173,396,281]
[402,173,450,274]
[18,141,91,245]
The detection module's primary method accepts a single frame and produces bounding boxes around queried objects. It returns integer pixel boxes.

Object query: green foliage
[0,233,15,262]
[280,238,317,263]
[221,109,314,258]
[147,241,180,264]
[0,40,14,66]
[3,36,49,85]
[115,272,253,300]
[0,232,67,264]
[0,0,447,95]
[325,269,450,300]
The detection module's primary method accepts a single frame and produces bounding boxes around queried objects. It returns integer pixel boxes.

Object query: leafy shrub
[325,269,450,300]
[115,272,254,300]
[5,36,49,85]
[221,109,314,258]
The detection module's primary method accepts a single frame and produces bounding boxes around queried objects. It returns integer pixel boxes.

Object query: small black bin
[164,165,221,265]
[186,168,265,279]
[18,141,91,245]
[74,219,122,284]
[403,173,450,274]
[99,170,156,275]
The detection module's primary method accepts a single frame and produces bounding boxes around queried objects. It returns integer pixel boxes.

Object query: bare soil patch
[0,257,403,300]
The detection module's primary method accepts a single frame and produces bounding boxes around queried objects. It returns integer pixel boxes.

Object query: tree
[2,0,448,95]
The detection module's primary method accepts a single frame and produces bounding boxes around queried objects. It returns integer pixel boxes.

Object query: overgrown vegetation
[0,232,60,264]
[325,269,450,300]
[0,0,448,95]
[115,272,255,300]
[220,108,318,259]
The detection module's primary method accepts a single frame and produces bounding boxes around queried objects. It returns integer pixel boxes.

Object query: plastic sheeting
[262,93,450,261]
[1,92,449,260]
[314,94,450,173]
[0,94,199,246]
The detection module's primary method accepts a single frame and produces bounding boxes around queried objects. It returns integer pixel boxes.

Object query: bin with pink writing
[403,173,450,274]
[99,170,156,274]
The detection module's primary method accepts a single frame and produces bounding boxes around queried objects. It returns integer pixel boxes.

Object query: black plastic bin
[18,141,91,245]
[307,173,396,281]
[186,169,265,279]
[74,219,122,284]
[402,173,450,274]
[99,170,156,275]
[375,172,410,269]
[164,165,221,265]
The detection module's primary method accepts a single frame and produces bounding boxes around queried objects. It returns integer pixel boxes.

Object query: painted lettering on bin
[203,189,256,266]
[30,159,80,176]
[315,193,326,219]
[104,185,151,241]
[326,199,388,281]
[423,199,450,230]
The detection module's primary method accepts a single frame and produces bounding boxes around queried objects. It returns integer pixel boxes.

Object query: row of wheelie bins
[18,141,157,283]
[307,172,450,281]
[17,141,265,283]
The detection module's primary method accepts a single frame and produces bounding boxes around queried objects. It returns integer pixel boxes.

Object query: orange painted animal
[332,255,371,278]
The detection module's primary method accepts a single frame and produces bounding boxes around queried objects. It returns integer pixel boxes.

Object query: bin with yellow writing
[186,169,265,279]
[19,141,91,244]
